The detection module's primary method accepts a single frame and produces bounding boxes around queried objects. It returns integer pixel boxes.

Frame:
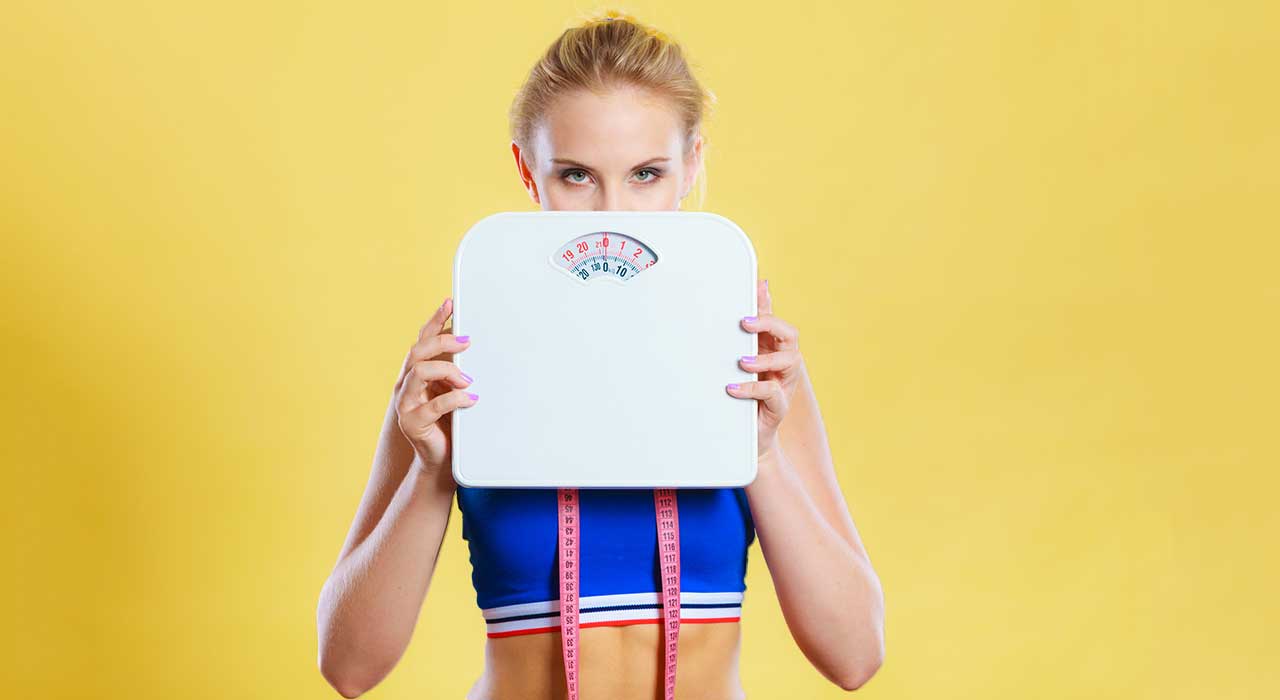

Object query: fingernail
[726,383,740,390]
[742,316,757,323]
[740,355,756,363]
[461,371,474,382]
[456,335,470,343]
[467,392,479,400]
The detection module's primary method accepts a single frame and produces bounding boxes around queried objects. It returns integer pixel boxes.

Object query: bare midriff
[464,620,746,700]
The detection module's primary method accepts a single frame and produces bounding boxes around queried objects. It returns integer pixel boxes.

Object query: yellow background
[3,1,1276,698]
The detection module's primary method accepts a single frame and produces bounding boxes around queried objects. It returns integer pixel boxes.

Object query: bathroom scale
[449,210,758,489]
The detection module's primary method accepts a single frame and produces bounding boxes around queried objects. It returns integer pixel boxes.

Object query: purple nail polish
[456,335,470,343]
[741,355,756,363]
[461,371,474,382]
[466,392,479,400]
[727,383,740,390]
[743,316,757,323]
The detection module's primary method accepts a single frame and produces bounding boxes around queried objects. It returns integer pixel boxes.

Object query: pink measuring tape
[558,487,682,700]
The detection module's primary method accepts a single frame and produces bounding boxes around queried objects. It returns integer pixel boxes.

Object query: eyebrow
[551,156,672,170]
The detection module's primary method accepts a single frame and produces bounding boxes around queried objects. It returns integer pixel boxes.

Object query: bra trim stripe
[481,591,744,636]
[486,601,740,625]
[487,617,742,639]
[486,608,742,634]
[481,590,744,620]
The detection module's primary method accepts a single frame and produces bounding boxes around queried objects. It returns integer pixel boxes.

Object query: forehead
[531,85,683,167]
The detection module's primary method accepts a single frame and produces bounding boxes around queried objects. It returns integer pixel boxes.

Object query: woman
[317,11,885,700]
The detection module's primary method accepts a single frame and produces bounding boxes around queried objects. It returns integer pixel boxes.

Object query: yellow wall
[3,1,1276,697]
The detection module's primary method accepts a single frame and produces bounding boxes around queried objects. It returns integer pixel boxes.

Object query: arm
[318,299,474,697]
[731,279,885,690]
[316,390,458,698]
[745,359,885,690]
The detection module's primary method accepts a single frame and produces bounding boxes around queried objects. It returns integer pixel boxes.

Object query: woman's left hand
[726,278,803,458]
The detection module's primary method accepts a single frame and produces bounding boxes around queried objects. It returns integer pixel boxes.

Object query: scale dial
[550,230,659,283]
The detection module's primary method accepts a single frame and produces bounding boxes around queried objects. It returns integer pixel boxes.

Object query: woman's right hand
[394,297,476,476]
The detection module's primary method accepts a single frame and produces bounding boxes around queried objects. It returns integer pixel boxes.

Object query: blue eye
[635,168,662,183]
[562,169,589,184]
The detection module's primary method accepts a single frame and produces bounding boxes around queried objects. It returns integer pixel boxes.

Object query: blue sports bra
[456,486,756,638]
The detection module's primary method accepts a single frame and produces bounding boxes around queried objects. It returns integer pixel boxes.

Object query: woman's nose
[598,188,622,211]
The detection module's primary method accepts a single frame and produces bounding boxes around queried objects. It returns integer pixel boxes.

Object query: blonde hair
[508,9,715,209]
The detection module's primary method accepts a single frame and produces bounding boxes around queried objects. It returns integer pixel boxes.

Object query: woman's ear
[511,141,540,205]
[681,134,704,199]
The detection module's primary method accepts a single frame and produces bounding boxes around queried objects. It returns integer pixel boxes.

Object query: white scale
[450,210,759,489]
[449,210,760,700]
